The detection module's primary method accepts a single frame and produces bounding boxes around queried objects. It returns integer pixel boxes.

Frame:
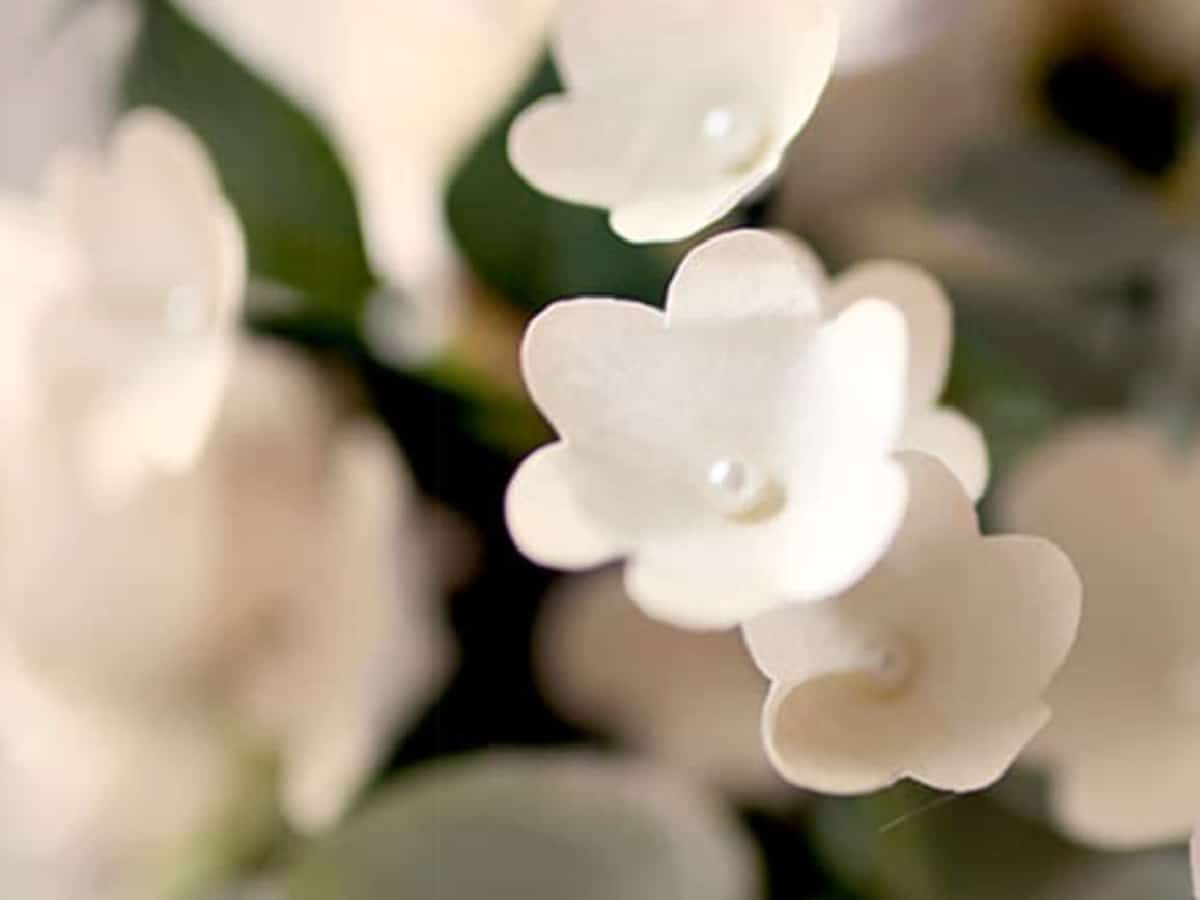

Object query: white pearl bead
[699,106,764,173]
[864,641,912,694]
[706,457,776,520]
[702,107,737,141]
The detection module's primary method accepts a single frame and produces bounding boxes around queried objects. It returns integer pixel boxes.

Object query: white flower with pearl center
[507,0,839,243]
[999,421,1200,848]
[743,454,1080,794]
[506,229,911,629]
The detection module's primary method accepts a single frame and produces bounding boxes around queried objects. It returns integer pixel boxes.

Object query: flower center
[699,106,766,174]
[705,457,782,521]
[860,639,913,695]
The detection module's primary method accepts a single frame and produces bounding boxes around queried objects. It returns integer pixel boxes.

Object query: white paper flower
[177,0,555,361]
[536,570,779,796]
[743,454,1080,795]
[506,229,910,629]
[999,421,1200,848]
[3,108,246,503]
[507,0,838,243]
[0,339,453,891]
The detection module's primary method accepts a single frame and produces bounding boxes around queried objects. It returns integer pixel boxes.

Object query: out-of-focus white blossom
[1,109,245,503]
[743,454,1080,794]
[0,0,138,190]
[0,340,453,896]
[1000,421,1200,848]
[778,5,1009,227]
[506,229,910,629]
[176,0,555,361]
[536,570,780,797]
[833,0,972,72]
[508,0,838,243]
[286,752,763,900]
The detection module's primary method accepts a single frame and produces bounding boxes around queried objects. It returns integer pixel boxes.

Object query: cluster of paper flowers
[0,109,451,895]
[506,227,1081,795]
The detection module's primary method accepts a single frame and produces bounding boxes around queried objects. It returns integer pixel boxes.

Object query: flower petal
[510,90,780,243]
[553,0,838,123]
[1051,732,1200,848]
[505,443,622,570]
[825,259,951,409]
[665,229,824,325]
[629,457,907,629]
[900,406,989,500]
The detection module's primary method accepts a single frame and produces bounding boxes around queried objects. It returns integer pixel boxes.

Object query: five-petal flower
[743,453,1080,794]
[507,229,911,629]
[508,0,838,243]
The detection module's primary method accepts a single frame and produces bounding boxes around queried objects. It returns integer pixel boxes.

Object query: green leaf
[285,752,760,900]
[122,0,374,330]
[446,60,675,312]
[809,785,1082,900]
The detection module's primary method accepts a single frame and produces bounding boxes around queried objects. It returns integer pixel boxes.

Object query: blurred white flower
[1,108,245,504]
[286,751,762,900]
[777,4,1010,227]
[506,229,910,629]
[176,0,555,361]
[0,339,453,894]
[999,421,1200,848]
[0,0,138,189]
[507,0,838,243]
[744,454,1080,794]
[764,230,989,498]
[833,0,972,72]
[536,569,780,797]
